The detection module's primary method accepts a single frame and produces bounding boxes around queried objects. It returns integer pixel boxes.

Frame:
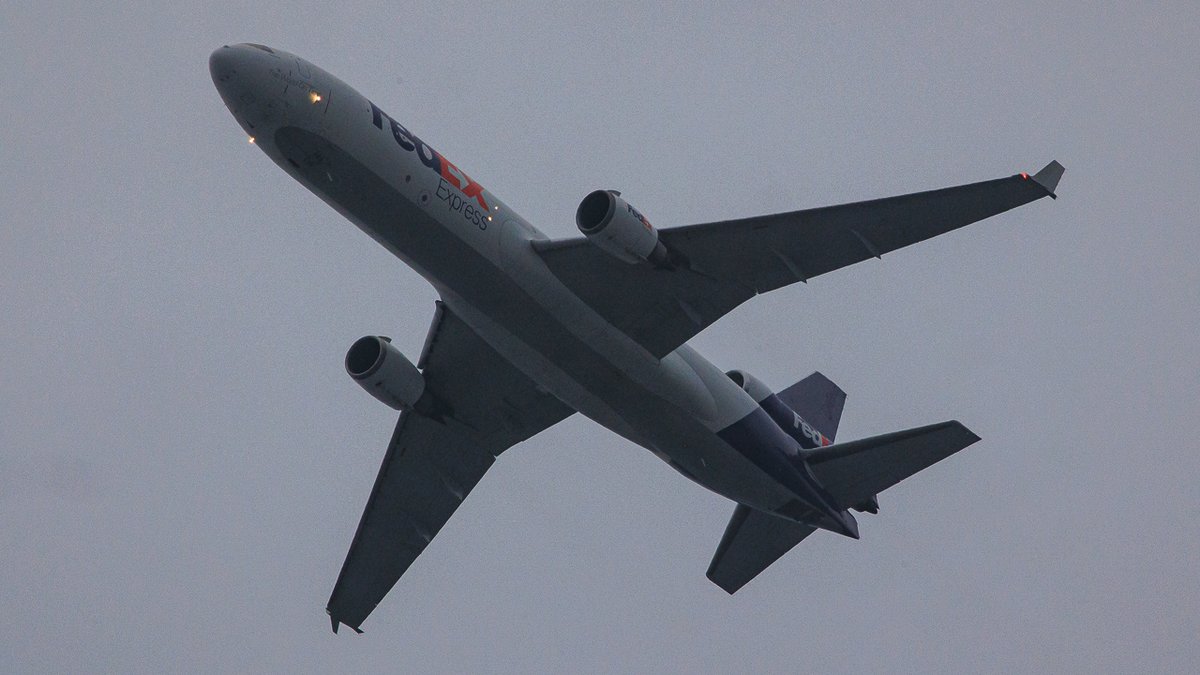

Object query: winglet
[1029,160,1064,199]
[328,611,364,635]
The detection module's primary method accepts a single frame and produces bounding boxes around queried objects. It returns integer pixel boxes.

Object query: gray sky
[2,2,1198,672]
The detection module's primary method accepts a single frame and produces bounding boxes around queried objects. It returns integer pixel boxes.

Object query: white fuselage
[211,44,807,516]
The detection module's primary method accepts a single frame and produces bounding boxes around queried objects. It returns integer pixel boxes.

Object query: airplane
[209,43,1064,634]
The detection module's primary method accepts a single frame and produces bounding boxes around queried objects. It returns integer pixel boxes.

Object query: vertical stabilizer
[776,372,846,441]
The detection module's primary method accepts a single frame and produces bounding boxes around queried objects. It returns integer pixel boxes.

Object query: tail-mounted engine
[345,336,425,410]
[726,369,833,449]
[726,368,876,513]
[575,190,674,267]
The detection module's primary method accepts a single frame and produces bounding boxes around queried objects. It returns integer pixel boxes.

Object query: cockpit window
[246,43,274,53]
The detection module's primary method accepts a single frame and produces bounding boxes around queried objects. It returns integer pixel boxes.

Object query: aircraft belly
[273,125,791,511]
[208,44,1052,614]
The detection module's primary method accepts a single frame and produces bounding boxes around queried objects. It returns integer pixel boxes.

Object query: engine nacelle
[726,369,833,449]
[575,190,671,266]
[345,336,425,410]
[725,369,774,404]
[728,369,876,512]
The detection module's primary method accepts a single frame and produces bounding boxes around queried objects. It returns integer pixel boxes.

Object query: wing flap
[326,411,497,632]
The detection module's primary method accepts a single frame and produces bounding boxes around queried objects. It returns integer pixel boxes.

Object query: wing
[326,302,574,634]
[536,161,1064,358]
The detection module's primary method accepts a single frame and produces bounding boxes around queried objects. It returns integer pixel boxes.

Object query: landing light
[248,136,256,144]
[309,91,322,104]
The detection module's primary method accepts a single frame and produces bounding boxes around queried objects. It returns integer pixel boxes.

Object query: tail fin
[776,372,847,441]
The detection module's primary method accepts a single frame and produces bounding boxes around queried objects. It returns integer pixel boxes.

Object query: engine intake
[725,369,774,403]
[576,190,672,266]
[346,336,425,410]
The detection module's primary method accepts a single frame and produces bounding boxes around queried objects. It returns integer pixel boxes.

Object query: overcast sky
[2,2,1198,672]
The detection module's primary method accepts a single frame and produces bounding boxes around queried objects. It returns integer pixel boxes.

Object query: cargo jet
[209,44,1064,634]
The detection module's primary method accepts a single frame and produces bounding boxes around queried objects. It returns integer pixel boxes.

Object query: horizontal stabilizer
[707,504,817,594]
[706,421,978,593]
[804,421,980,510]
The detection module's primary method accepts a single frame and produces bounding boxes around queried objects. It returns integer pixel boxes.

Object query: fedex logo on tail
[793,412,831,447]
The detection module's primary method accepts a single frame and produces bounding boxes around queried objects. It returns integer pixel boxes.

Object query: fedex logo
[793,412,831,447]
[368,100,492,212]
[626,202,652,231]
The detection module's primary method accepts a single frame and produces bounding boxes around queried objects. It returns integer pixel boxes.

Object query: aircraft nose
[209,45,240,89]
[209,45,251,112]
[209,43,281,103]
[209,44,285,134]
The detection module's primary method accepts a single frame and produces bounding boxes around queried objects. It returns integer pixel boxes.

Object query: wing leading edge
[326,302,574,633]
[536,161,1064,358]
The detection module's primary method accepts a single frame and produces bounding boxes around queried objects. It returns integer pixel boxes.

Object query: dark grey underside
[708,373,849,594]
[708,419,982,593]
[707,504,817,594]
[325,302,574,632]
[273,125,915,513]
[271,126,735,458]
[535,162,1062,358]
[273,126,833,629]
[274,125,1009,627]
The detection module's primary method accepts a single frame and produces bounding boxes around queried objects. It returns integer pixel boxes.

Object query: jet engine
[725,369,774,404]
[726,368,876,513]
[726,369,833,449]
[575,189,673,266]
[345,336,425,410]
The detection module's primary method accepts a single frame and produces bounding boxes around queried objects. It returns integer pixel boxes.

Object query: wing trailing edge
[536,161,1065,359]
